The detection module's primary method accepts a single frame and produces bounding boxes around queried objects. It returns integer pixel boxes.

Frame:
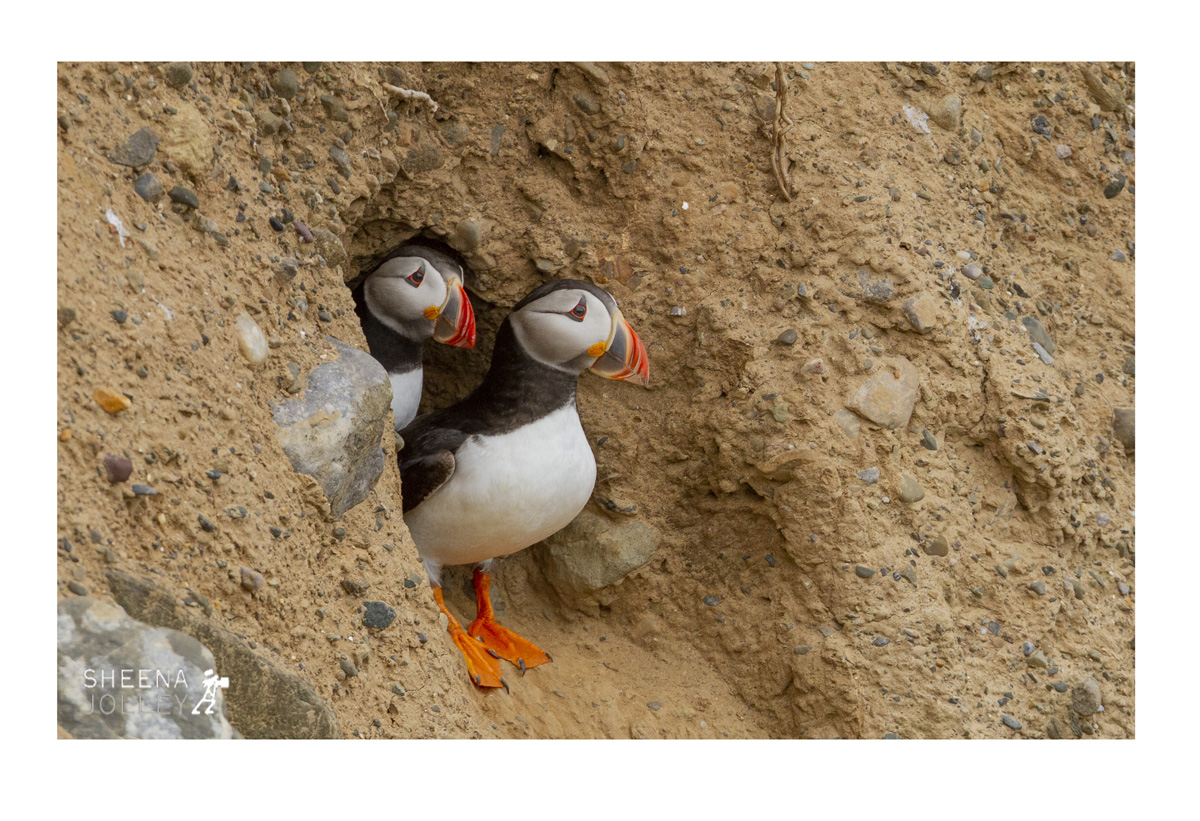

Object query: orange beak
[589,309,649,387]
[432,277,476,349]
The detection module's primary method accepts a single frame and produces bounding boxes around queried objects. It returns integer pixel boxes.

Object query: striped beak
[589,309,650,387]
[431,277,476,349]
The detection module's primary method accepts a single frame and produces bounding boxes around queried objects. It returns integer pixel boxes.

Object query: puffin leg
[467,567,552,673]
[431,586,508,691]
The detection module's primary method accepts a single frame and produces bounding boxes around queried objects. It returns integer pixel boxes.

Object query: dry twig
[770,62,794,202]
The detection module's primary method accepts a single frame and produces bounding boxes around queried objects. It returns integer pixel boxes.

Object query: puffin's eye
[567,298,587,322]
[406,264,426,287]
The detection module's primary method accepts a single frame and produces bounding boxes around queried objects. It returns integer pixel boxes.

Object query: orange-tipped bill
[432,277,476,348]
[589,309,649,386]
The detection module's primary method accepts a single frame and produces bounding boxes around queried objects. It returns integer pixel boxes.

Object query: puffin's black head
[362,249,476,348]
[506,279,649,386]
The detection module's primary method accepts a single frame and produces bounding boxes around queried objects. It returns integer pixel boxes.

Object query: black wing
[398,418,469,513]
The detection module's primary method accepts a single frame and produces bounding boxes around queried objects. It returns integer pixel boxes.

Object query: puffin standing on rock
[353,243,477,430]
[398,280,650,690]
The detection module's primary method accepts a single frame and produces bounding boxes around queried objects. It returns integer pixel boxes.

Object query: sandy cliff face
[57,60,1134,738]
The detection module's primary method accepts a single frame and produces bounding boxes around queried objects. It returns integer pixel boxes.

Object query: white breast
[389,369,423,431]
[406,403,596,567]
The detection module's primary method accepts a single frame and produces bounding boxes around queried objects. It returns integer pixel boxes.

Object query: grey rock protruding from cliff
[57,597,236,739]
[272,337,391,519]
[106,568,339,739]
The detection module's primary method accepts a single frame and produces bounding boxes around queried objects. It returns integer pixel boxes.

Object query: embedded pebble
[108,127,160,168]
[857,467,879,484]
[855,565,876,579]
[702,596,719,607]
[1071,677,1103,716]
[163,62,193,87]
[896,474,925,504]
[925,536,949,557]
[168,186,199,209]
[104,455,133,484]
[962,263,982,281]
[235,313,269,365]
[274,68,300,99]
[1001,715,1022,731]
[776,328,798,345]
[1055,144,1073,159]
[1103,174,1126,199]
[320,95,350,122]
[872,637,890,647]
[795,645,812,655]
[920,429,937,450]
[362,601,396,629]
[1022,641,1035,656]
[131,484,157,496]
[1112,408,1135,451]
[93,388,131,414]
[1031,342,1055,365]
[240,567,264,590]
[133,172,164,202]
[1028,580,1047,595]
[198,515,216,532]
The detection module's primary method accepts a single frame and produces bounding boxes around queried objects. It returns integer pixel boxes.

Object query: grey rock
[272,338,391,519]
[1032,342,1055,365]
[1112,408,1134,451]
[855,565,876,578]
[328,145,351,174]
[168,186,199,209]
[925,536,949,557]
[573,62,610,86]
[402,143,445,176]
[856,467,879,484]
[1071,677,1102,716]
[975,65,994,82]
[57,598,235,739]
[319,95,350,122]
[962,263,982,280]
[490,124,505,156]
[1022,316,1055,355]
[850,270,894,304]
[454,218,484,252]
[1104,174,1126,199]
[538,512,660,599]
[920,429,937,450]
[1110,249,1127,262]
[776,328,798,345]
[106,568,337,738]
[573,93,601,114]
[1122,356,1135,377]
[1029,580,1047,595]
[1001,715,1022,731]
[108,127,159,168]
[1031,114,1051,137]
[163,62,193,88]
[702,596,720,607]
[872,636,890,646]
[133,171,164,202]
[1022,641,1035,656]
[897,473,925,504]
[845,356,920,429]
[362,601,396,630]
[274,68,300,99]
[239,567,264,591]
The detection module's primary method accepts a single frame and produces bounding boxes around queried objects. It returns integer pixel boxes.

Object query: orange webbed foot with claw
[432,586,508,691]
[467,568,552,674]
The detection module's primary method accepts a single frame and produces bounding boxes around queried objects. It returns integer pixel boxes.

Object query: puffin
[397,279,650,689]
[353,243,477,430]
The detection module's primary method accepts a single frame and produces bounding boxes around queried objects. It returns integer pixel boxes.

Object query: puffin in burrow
[397,279,650,690]
[352,242,477,430]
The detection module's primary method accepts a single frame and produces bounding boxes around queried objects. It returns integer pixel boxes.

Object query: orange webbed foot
[468,617,552,674]
[449,627,508,691]
[432,585,508,691]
